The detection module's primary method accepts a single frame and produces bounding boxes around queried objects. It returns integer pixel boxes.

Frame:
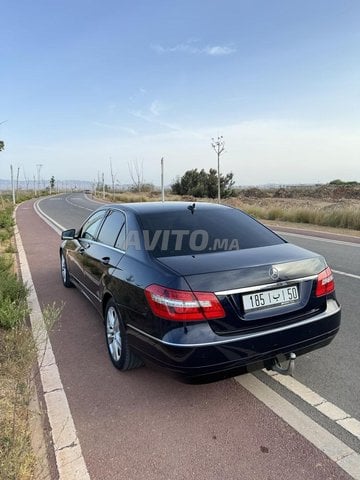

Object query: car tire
[105,299,143,370]
[60,252,74,288]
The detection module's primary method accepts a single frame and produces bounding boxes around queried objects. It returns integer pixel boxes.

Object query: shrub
[0,255,13,273]
[0,207,14,230]
[171,168,235,198]
[0,297,29,329]
[0,272,28,304]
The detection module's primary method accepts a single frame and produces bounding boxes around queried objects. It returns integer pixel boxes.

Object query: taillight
[144,284,225,321]
[315,267,335,297]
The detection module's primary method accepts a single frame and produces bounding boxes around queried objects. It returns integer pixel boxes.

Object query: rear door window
[97,210,126,247]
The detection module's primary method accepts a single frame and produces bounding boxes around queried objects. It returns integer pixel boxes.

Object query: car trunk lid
[156,244,327,334]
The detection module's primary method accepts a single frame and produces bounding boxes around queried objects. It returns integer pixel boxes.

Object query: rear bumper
[127,298,341,382]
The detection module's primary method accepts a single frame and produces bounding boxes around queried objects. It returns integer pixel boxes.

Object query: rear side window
[138,207,284,257]
[97,210,126,247]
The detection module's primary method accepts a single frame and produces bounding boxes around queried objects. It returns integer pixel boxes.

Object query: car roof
[101,201,235,215]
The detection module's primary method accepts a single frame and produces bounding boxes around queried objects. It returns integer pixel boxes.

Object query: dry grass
[0,194,64,479]
[0,328,37,480]
[226,197,360,231]
[0,196,36,479]
[94,189,360,231]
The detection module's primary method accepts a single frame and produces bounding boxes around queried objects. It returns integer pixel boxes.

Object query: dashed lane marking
[265,370,360,440]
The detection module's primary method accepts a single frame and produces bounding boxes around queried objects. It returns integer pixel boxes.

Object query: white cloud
[93,122,137,135]
[130,99,166,120]
[151,41,236,56]
[130,107,181,133]
[149,100,162,116]
[204,46,236,56]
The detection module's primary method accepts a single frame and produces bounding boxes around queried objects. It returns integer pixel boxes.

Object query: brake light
[144,284,225,321]
[315,267,335,297]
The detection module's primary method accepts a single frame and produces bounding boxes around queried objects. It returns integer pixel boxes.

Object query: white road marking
[35,199,64,234]
[65,195,93,211]
[277,230,360,248]
[15,212,90,480]
[332,269,360,281]
[273,224,360,239]
[236,374,360,480]
[265,370,360,440]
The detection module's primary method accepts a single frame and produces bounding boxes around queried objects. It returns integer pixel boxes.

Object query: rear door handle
[101,257,110,265]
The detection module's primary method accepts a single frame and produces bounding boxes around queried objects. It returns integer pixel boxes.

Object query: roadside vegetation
[233,183,360,231]
[0,194,37,479]
[240,203,360,230]
[0,192,62,480]
[93,180,360,232]
[171,168,235,198]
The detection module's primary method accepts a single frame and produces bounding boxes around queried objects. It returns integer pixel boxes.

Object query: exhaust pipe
[270,352,296,376]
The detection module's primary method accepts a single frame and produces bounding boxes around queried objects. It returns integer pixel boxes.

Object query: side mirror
[61,228,76,240]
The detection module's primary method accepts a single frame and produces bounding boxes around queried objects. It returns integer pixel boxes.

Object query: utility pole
[110,158,116,201]
[10,165,15,205]
[102,172,105,199]
[211,136,225,204]
[36,164,43,195]
[16,166,20,196]
[161,157,165,202]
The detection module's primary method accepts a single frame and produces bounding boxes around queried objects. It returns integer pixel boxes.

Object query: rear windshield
[137,207,284,257]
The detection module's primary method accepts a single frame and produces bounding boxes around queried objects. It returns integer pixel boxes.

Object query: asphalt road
[271,231,360,420]
[16,193,360,479]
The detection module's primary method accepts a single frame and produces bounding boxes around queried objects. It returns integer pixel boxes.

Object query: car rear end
[132,203,341,382]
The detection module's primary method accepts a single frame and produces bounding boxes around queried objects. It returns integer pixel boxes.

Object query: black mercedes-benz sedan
[60,202,341,382]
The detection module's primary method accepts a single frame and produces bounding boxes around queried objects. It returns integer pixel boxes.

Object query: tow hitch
[270,352,296,376]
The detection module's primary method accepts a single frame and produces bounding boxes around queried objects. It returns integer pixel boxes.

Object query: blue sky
[1,0,360,187]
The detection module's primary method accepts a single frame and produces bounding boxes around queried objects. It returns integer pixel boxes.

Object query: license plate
[243,285,299,312]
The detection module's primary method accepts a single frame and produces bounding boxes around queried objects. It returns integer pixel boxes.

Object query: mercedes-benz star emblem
[269,266,279,281]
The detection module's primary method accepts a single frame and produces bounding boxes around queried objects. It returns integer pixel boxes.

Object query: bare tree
[109,158,117,200]
[128,159,144,192]
[16,166,20,195]
[23,168,30,190]
[211,136,225,203]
